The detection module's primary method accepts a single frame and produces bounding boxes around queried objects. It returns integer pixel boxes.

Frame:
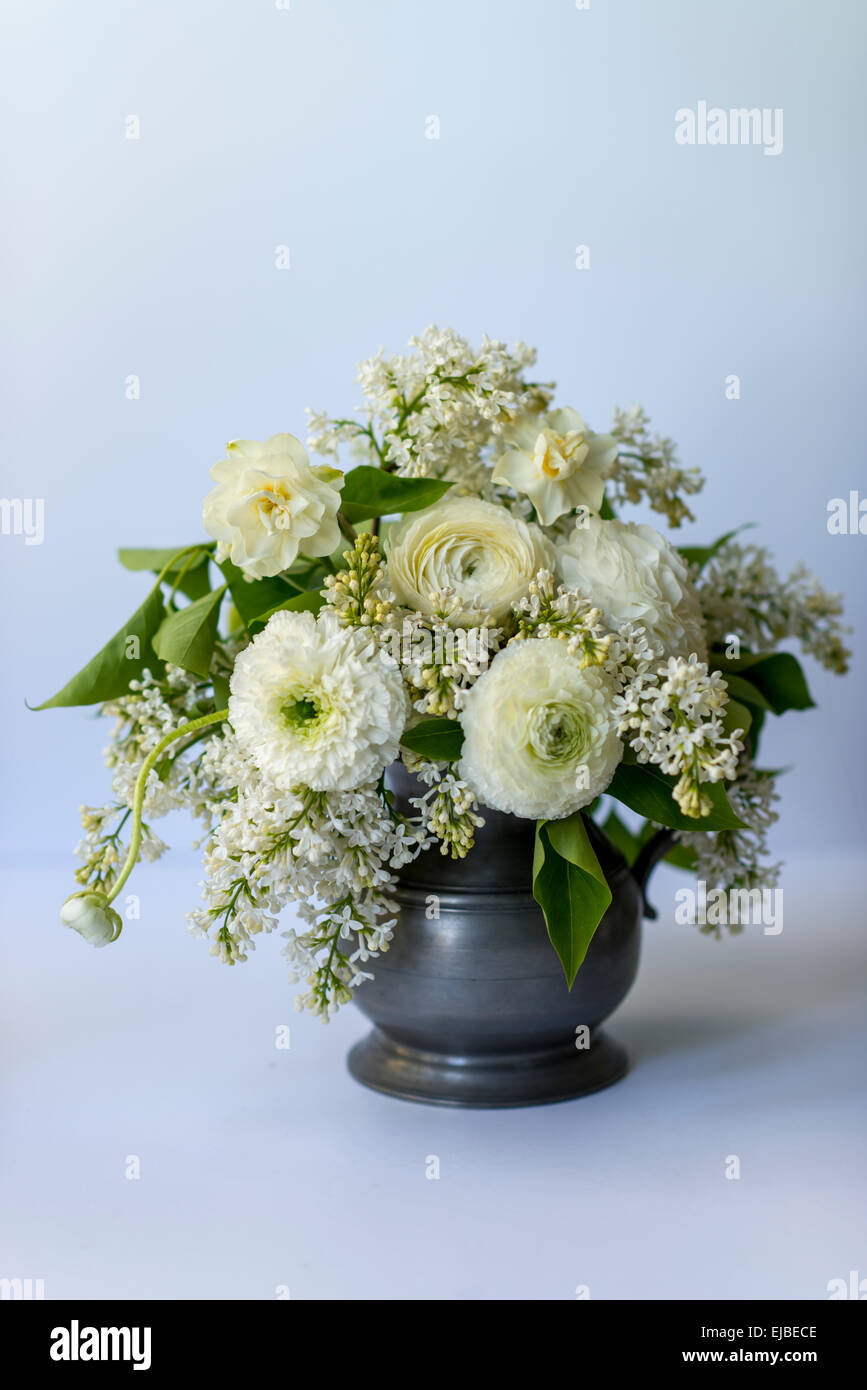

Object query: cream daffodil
[492,407,618,525]
[203,433,344,579]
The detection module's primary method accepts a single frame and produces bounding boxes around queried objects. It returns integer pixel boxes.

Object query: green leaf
[607,757,745,832]
[601,810,698,871]
[722,698,752,739]
[218,560,304,628]
[601,809,640,864]
[532,814,612,987]
[118,545,213,601]
[340,466,453,523]
[212,672,231,710]
[663,840,699,869]
[711,651,815,715]
[249,588,325,633]
[34,584,166,709]
[719,671,774,712]
[677,523,756,571]
[152,586,226,678]
[400,717,464,761]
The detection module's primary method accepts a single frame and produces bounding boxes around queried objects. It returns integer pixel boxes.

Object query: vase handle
[631,829,679,920]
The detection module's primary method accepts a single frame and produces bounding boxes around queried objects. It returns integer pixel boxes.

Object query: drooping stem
[105,708,228,906]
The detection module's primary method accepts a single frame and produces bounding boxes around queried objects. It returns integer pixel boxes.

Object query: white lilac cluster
[612,652,744,818]
[103,666,218,817]
[307,326,552,485]
[681,763,782,908]
[188,727,429,1015]
[74,665,228,893]
[697,541,850,674]
[400,611,500,719]
[405,761,486,860]
[512,570,612,666]
[321,533,397,629]
[608,404,704,527]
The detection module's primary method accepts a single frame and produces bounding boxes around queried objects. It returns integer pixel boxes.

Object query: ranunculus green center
[281,692,324,734]
[527,701,586,765]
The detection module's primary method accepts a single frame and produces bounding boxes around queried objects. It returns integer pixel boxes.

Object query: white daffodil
[386,495,553,625]
[556,514,707,659]
[492,407,618,525]
[203,433,344,579]
[228,608,408,792]
[457,639,623,819]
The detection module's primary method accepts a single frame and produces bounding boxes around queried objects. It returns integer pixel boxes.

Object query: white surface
[1,851,865,1301]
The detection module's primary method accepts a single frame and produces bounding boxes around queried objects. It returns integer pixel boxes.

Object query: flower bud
[60,893,122,948]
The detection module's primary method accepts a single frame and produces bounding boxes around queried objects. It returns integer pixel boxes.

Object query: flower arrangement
[39,328,850,1017]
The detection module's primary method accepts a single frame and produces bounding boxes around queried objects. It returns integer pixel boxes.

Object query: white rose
[492,407,618,525]
[458,639,623,819]
[203,433,344,579]
[556,515,706,658]
[386,496,554,625]
[60,893,122,947]
[229,608,408,792]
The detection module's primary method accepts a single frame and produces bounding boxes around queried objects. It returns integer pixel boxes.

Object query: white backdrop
[2,0,864,857]
[1,0,865,1304]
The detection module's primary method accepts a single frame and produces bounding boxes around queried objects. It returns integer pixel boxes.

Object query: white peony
[60,893,122,947]
[492,407,618,525]
[386,496,554,625]
[203,433,344,579]
[457,639,623,819]
[556,515,707,658]
[228,608,408,792]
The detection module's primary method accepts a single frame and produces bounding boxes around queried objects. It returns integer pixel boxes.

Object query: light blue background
[2,0,865,857]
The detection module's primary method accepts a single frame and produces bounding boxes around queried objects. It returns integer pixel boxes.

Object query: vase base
[347,1028,629,1108]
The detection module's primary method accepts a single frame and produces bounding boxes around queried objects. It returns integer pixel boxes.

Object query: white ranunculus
[457,639,622,819]
[60,893,122,947]
[203,433,344,579]
[228,608,408,792]
[386,496,554,625]
[492,407,618,526]
[556,515,707,658]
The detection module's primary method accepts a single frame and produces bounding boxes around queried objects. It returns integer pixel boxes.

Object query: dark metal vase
[347,765,668,1109]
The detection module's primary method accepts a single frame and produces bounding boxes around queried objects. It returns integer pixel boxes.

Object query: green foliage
[35,584,166,708]
[118,545,213,601]
[677,523,755,571]
[607,755,745,832]
[152,586,227,678]
[400,717,465,761]
[218,560,311,628]
[339,466,452,523]
[249,588,325,633]
[532,814,612,987]
[711,650,814,714]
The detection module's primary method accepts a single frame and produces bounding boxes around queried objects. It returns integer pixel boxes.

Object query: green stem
[106,708,228,906]
[337,510,358,544]
[154,544,212,589]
